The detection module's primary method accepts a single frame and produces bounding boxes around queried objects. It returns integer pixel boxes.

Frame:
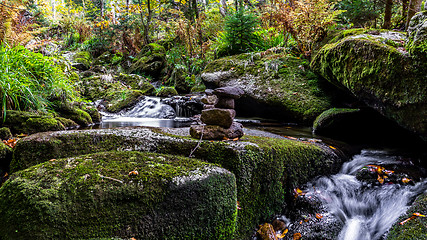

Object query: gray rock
[201,71,234,88]
[201,95,218,105]
[201,108,236,128]
[189,122,244,140]
[213,87,244,99]
[215,98,235,109]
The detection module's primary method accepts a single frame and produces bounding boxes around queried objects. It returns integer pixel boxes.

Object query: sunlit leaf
[276,229,288,239]
[293,232,302,240]
[316,213,323,219]
[402,178,411,184]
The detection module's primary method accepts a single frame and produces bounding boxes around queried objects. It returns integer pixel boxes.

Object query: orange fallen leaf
[293,232,302,240]
[284,136,298,140]
[128,170,139,176]
[223,137,230,141]
[402,178,411,184]
[299,220,303,224]
[413,212,426,217]
[49,159,56,162]
[328,145,336,150]
[2,138,18,148]
[276,229,288,239]
[294,188,305,198]
[400,215,416,225]
[232,138,239,141]
[377,175,385,184]
[316,213,323,219]
[130,238,136,240]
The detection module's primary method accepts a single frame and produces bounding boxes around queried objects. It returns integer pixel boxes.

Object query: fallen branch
[99,174,123,184]
[189,126,204,158]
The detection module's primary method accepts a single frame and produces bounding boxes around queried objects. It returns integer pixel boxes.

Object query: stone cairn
[190,87,245,140]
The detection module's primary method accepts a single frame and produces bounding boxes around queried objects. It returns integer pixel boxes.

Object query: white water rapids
[304,150,427,240]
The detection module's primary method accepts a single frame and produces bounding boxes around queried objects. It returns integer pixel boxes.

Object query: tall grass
[0,44,77,119]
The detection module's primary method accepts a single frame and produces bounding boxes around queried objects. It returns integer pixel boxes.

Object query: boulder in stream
[0,151,237,239]
[9,127,343,239]
[311,23,427,139]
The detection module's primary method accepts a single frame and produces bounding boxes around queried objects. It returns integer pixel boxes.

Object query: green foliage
[0,44,77,119]
[336,0,381,27]
[219,9,260,57]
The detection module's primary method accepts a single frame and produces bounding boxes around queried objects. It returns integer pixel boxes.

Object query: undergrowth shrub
[0,44,77,119]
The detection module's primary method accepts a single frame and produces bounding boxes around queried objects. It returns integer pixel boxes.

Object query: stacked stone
[190,87,245,140]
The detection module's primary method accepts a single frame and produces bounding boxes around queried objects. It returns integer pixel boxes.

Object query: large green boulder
[72,51,92,71]
[10,127,342,239]
[201,50,332,123]
[0,111,67,134]
[0,151,237,239]
[311,30,427,138]
[128,43,166,78]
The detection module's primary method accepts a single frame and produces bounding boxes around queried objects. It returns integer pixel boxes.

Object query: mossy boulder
[313,108,361,134]
[105,90,145,113]
[0,142,12,170]
[0,127,12,140]
[10,127,342,238]
[201,50,332,123]
[169,67,192,93]
[0,111,66,134]
[72,51,92,71]
[0,151,237,239]
[116,73,155,94]
[93,51,123,66]
[156,87,178,97]
[129,43,166,78]
[53,103,93,126]
[386,192,427,240]
[311,31,427,139]
[406,11,427,59]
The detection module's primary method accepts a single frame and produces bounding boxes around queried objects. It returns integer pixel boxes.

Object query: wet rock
[0,151,237,240]
[256,223,278,240]
[189,122,244,140]
[201,108,236,128]
[0,127,12,140]
[215,98,235,109]
[201,95,218,105]
[156,87,178,97]
[161,96,203,118]
[272,219,287,232]
[204,104,215,110]
[213,86,244,99]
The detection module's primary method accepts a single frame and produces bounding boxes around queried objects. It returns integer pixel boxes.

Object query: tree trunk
[219,0,227,16]
[402,0,408,22]
[383,0,393,29]
[406,0,422,29]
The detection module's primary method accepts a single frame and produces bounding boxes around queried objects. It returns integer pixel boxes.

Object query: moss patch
[313,108,360,132]
[0,151,237,239]
[386,192,427,240]
[105,90,145,113]
[156,87,178,97]
[0,110,66,134]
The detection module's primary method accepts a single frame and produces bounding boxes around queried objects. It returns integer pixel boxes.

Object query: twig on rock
[189,126,204,158]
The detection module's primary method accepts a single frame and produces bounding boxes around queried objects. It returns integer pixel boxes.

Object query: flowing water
[303,149,427,240]
[99,97,193,128]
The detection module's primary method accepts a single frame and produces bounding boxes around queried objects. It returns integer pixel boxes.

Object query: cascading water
[301,150,427,240]
[99,97,192,128]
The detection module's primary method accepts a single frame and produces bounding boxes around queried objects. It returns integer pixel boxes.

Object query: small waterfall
[304,150,427,240]
[161,96,203,118]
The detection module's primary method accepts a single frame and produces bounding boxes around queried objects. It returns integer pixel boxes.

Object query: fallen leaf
[400,215,416,225]
[402,178,411,184]
[276,229,288,239]
[328,145,336,150]
[377,175,385,184]
[413,212,426,217]
[316,213,323,219]
[222,137,230,141]
[284,136,297,140]
[49,159,56,162]
[293,232,302,240]
[128,170,139,176]
[232,138,239,141]
[2,138,18,148]
[294,188,305,198]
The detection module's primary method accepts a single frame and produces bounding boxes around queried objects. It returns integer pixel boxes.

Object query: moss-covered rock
[53,103,93,126]
[406,11,427,59]
[55,117,78,129]
[311,31,427,139]
[386,192,427,240]
[169,67,192,93]
[116,73,155,94]
[82,106,102,123]
[0,142,12,170]
[201,50,332,123]
[313,108,361,133]
[128,43,166,78]
[0,111,66,134]
[10,127,342,239]
[72,51,92,71]
[0,127,12,140]
[105,90,145,113]
[0,151,237,239]
[156,87,178,97]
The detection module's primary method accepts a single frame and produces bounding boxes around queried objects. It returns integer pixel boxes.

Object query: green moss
[203,52,332,123]
[55,117,78,129]
[116,73,155,94]
[0,141,12,169]
[190,83,206,93]
[0,127,12,140]
[106,90,144,113]
[156,87,178,97]
[59,107,93,126]
[313,108,360,131]
[23,117,65,133]
[73,51,92,69]
[0,151,237,239]
[311,35,427,137]
[387,192,427,240]
[83,107,102,123]
[10,128,341,239]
